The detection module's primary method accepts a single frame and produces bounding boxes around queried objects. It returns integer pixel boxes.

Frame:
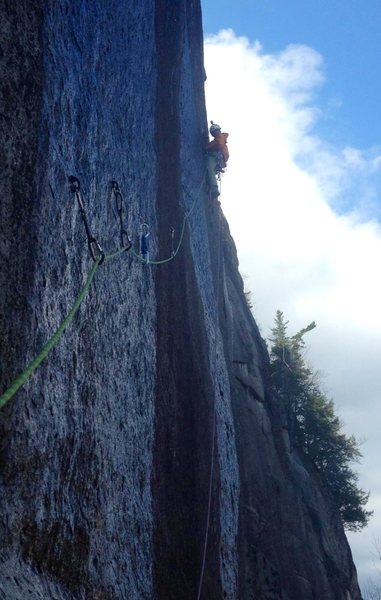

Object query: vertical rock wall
[0,1,363,600]
[152,2,238,597]
[1,2,158,598]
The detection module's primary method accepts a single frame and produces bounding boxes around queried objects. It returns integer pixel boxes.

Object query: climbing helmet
[209,121,221,136]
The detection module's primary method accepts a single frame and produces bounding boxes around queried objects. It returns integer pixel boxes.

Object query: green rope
[137,172,207,266]
[104,245,130,262]
[148,217,187,265]
[0,259,100,409]
[129,248,146,263]
[0,171,207,409]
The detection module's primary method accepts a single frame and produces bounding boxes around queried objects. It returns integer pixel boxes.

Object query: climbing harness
[208,143,224,180]
[215,152,226,174]
[69,176,105,264]
[111,180,132,251]
[140,223,150,264]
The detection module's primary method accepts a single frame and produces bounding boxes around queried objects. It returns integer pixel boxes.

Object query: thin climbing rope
[196,176,223,600]
[133,171,207,266]
[0,236,135,411]
[104,245,130,262]
[0,258,101,409]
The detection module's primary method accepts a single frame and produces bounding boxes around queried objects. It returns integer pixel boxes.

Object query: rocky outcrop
[0,1,362,599]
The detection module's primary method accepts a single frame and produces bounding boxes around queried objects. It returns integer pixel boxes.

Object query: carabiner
[68,175,80,193]
[69,176,105,264]
[89,237,105,265]
[121,229,132,251]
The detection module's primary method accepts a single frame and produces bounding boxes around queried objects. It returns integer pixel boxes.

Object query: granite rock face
[0,2,362,599]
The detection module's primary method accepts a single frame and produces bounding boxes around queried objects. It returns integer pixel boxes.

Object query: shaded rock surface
[0,1,362,599]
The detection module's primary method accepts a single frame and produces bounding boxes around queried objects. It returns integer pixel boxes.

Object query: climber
[206,121,229,198]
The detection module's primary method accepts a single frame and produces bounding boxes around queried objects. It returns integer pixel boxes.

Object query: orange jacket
[206,132,229,162]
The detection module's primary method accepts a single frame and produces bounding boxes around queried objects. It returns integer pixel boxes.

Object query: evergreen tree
[269,310,372,531]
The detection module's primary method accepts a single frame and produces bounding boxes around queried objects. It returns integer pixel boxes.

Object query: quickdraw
[68,176,105,264]
[0,171,208,408]
[110,180,132,251]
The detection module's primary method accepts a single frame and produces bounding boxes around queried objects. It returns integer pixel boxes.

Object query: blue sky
[202,0,381,148]
[201,0,381,594]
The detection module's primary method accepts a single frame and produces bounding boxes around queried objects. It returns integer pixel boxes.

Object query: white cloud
[204,29,381,590]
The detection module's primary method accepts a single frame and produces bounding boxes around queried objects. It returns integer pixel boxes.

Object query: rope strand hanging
[195,180,224,600]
